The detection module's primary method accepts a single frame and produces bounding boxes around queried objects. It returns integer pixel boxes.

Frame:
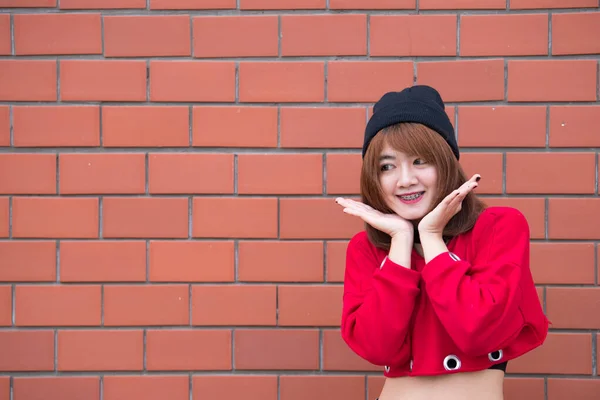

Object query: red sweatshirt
[340,206,549,377]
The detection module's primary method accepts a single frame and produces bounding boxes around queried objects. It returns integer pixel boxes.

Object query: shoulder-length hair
[360,122,486,251]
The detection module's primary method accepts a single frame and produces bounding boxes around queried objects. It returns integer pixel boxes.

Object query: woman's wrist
[419,232,448,264]
[388,233,413,268]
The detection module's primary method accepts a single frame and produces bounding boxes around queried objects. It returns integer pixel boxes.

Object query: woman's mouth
[397,191,425,204]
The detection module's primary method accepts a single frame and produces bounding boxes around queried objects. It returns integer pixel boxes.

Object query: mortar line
[145,153,149,195]
[10,14,14,56]
[56,240,60,283]
[9,106,13,147]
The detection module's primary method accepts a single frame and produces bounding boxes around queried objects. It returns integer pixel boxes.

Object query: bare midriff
[377,369,505,400]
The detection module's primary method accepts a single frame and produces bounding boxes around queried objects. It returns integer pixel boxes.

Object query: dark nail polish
[476,176,481,182]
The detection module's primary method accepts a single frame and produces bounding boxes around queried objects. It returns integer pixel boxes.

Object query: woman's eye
[380,164,394,172]
[414,158,427,165]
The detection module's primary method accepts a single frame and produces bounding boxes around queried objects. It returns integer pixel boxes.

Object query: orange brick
[420,0,505,8]
[13,106,99,147]
[458,153,503,194]
[192,197,278,238]
[549,199,600,239]
[103,197,188,239]
[60,60,146,101]
[280,376,364,400]
[0,198,7,238]
[508,60,597,101]
[0,242,56,282]
[482,197,545,239]
[149,241,234,282]
[510,0,598,9]
[0,106,8,146]
[62,0,145,8]
[234,329,319,370]
[150,61,235,102]
[417,60,504,101]
[460,14,548,56]
[327,61,413,102]
[104,16,190,57]
[322,330,379,371]
[151,0,236,8]
[281,15,366,56]
[12,197,98,239]
[330,0,415,8]
[14,14,102,55]
[241,0,324,8]
[0,0,55,6]
[238,241,324,282]
[548,378,600,400]
[280,198,363,239]
[13,377,100,400]
[0,154,56,194]
[57,330,143,371]
[280,107,365,149]
[104,285,189,326]
[549,106,600,147]
[278,286,342,326]
[146,330,231,370]
[326,241,348,282]
[507,153,595,194]
[547,288,600,329]
[193,376,278,400]
[15,285,101,326]
[239,62,324,102]
[371,15,456,56]
[503,378,545,400]
[0,60,57,101]
[193,16,278,57]
[60,241,146,282]
[193,106,278,148]
[149,153,234,194]
[458,106,546,148]
[104,376,188,400]
[530,243,595,285]
[238,154,323,194]
[553,12,600,55]
[60,153,145,194]
[0,286,11,326]
[326,153,361,195]
[0,15,10,55]
[102,106,189,147]
[0,331,54,372]
[191,285,276,325]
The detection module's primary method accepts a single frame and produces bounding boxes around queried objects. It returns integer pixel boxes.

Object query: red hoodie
[340,206,549,377]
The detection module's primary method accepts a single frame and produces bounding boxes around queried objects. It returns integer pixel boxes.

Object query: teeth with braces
[399,193,423,200]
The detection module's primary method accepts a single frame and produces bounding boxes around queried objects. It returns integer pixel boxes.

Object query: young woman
[335,85,549,400]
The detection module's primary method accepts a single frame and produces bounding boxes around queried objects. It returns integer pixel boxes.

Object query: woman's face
[378,144,439,221]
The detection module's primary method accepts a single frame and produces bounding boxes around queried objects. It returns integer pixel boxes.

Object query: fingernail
[476,176,481,182]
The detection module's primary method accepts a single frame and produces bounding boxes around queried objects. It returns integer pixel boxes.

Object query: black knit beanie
[363,85,459,160]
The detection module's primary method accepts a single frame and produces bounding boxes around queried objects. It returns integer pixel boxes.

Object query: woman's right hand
[335,197,414,239]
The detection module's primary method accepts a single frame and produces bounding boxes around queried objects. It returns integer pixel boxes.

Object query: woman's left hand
[418,174,481,236]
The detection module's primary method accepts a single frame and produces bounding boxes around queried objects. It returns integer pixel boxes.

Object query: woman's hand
[335,197,414,239]
[418,174,481,237]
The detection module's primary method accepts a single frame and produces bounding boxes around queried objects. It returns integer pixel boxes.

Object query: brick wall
[1,1,599,399]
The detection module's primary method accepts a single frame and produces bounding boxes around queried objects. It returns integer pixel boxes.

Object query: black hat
[363,85,459,160]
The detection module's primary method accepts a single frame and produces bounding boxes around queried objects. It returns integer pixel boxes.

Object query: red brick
[193,106,278,148]
[508,333,592,374]
[327,61,413,102]
[14,14,101,55]
[0,0,55,5]
[460,14,548,56]
[0,106,8,146]
[241,0,324,8]
[150,61,235,102]
[322,330,379,371]
[0,286,10,326]
[548,379,600,400]
[13,106,100,147]
[326,153,361,195]
[238,154,323,194]
[57,330,143,371]
[0,154,56,194]
[503,378,545,400]
[60,153,145,194]
[459,153,503,194]
[367,377,386,400]
[417,60,504,101]
[192,285,276,325]
[326,241,347,282]
[458,106,546,148]
[530,243,595,285]
[15,285,100,326]
[0,378,7,400]
[0,242,56,282]
[60,241,146,282]
[280,107,365,149]
[330,0,415,8]
[239,62,324,102]
[13,377,100,400]
[482,197,545,239]
[371,15,456,56]
[13,197,98,239]
[193,16,277,57]
[149,153,234,194]
[280,376,364,400]
[104,376,188,400]
[234,329,319,370]
[61,0,145,8]
[282,15,366,56]
[103,197,188,239]
[549,106,600,147]
[279,286,342,326]
[507,153,595,194]
[549,199,600,239]
[0,198,7,238]
[60,60,146,101]
[421,0,505,8]
[0,15,11,55]
[553,12,600,55]
[238,241,324,282]
[146,330,231,370]
[193,197,278,238]
[280,198,364,239]
[0,60,57,101]
[0,331,54,372]
[510,0,598,9]
[508,60,597,101]
[149,241,234,282]
[105,16,190,57]
[193,376,278,400]
[547,288,600,329]
[151,0,236,8]
[104,285,189,326]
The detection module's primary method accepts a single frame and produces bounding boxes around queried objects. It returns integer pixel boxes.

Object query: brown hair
[360,122,486,250]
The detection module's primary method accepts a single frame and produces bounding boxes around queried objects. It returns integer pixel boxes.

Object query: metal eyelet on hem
[409,360,413,371]
[488,349,503,362]
[443,355,461,371]
[449,252,461,262]
[380,257,387,269]
[384,365,390,373]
